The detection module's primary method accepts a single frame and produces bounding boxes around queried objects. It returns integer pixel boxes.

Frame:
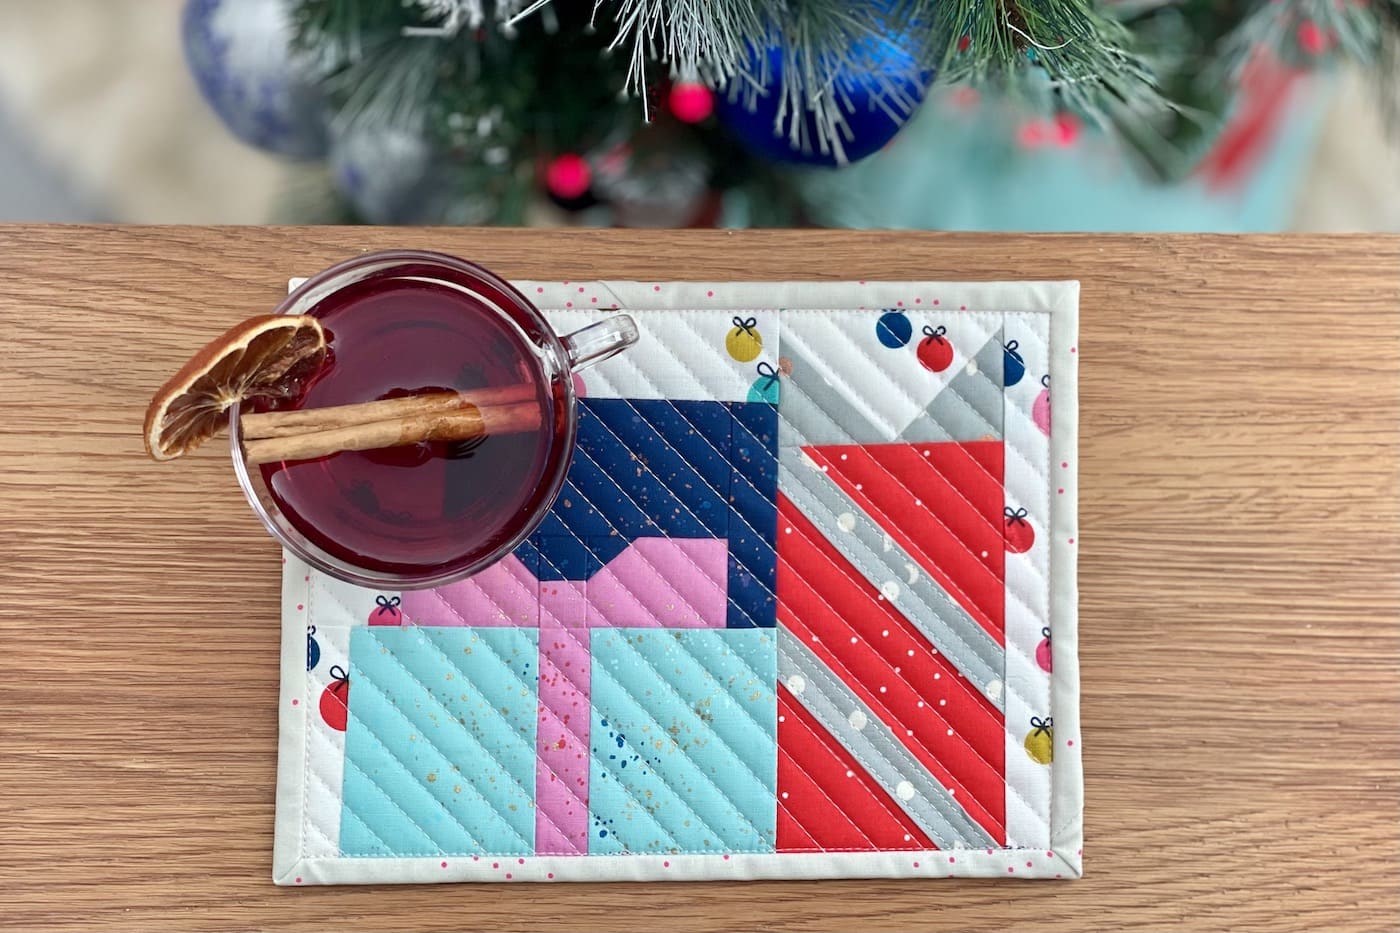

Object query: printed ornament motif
[369,595,403,625]
[1037,626,1052,673]
[306,625,320,672]
[747,361,782,404]
[917,324,953,372]
[320,665,350,732]
[875,310,913,348]
[1033,375,1051,436]
[1003,339,1026,387]
[726,316,764,362]
[1004,507,1035,553]
[1024,716,1054,765]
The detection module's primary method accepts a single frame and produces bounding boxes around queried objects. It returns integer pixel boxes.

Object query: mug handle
[560,314,640,372]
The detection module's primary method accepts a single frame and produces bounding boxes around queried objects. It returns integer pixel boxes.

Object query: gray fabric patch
[779,339,890,446]
[897,334,1005,442]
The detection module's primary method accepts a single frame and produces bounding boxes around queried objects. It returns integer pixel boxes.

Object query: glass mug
[229,250,639,589]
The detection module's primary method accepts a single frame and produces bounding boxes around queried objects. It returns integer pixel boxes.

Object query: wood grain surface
[1,227,1398,933]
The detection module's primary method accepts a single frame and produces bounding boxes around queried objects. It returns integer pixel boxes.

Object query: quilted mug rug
[274,280,1081,884]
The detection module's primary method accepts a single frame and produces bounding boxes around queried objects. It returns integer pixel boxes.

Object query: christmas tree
[183,0,1400,226]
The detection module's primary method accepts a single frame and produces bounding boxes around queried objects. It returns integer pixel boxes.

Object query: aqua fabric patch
[340,626,539,856]
[587,628,777,854]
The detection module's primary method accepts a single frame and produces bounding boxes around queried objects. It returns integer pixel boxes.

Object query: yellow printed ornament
[725,316,763,362]
[1024,716,1053,765]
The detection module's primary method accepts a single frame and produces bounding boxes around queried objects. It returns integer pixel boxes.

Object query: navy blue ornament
[876,310,913,348]
[1003,339,1026,387]
[306,625,320,672]
[182,0,329,159]
[716,35,932,167]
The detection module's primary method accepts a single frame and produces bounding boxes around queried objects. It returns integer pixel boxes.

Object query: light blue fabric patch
[340,626,538,856]
[588,628,776,854]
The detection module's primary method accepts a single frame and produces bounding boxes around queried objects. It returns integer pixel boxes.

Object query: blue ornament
[306,625,320,671]
[1003,340,1026,387]
[876,310,913,348]
[716,34,932,166]
[748,362,782,404]
[181,0,329,159]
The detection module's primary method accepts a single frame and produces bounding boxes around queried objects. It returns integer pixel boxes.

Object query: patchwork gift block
[275,280,1080,884]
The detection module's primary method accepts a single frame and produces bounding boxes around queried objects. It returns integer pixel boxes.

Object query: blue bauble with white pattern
[181,0,329,159]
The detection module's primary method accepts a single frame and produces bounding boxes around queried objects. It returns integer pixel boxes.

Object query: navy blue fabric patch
[526,398,778,629]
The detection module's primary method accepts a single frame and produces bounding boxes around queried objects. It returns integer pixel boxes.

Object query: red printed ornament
[369,594,403,626]
[1004,507,1035,553]
[917,324,953,372]
[320,665,350,732]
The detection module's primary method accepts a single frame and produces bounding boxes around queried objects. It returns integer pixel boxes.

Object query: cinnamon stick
[242,400,541,466]
[240,384,537,439]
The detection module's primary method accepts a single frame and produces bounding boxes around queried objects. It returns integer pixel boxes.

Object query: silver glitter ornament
[181,0,329,159]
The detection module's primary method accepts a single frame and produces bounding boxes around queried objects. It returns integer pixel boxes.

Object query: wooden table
[2,227,1397,932]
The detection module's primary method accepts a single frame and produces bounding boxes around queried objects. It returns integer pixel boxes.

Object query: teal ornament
[747,361,782,404]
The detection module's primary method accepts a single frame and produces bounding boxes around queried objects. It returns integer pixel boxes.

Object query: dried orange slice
[144,315,327,461]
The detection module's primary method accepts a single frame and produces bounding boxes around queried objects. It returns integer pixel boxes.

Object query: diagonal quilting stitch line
[338,699,489,854]
[534,623,602,849]
[778,462,1001,696]
[782,320,1053,603]
[778,452,1003,670]
[779,513,1002,754]
[587,559,666,627]
[352,634,537,851]
[804,445,1004,629]
[399,626,582,850]
[528,418,734,624]
[591,658,757,852]
[574,355,779,630]
[600,634,773,837]
[776,708,884,850]
[535,622,597,776]
[779,645,983,848]
[563,440,715,621]
[340,756,450,855]
[586,727,697,855]
[675,631,777,744]
[331,772,411,856]
[781,697,942,851]
[781,632,1002,846]
[594,540,729,629]
[588,398,777,618]
[782,319,949,438]
[776,576,1001,823]
[424,578,532,629]
[774,796,823,851]
[588,349,780,565]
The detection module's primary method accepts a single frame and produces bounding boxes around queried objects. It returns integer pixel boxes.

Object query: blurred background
[0,0,1397,231]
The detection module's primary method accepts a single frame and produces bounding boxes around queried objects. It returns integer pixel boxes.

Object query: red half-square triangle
[803,442,1005,640]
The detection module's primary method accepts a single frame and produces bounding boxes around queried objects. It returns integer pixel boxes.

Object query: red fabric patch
[804,442,1005,640]
[777,686,934,851]
[778,494,1006,841]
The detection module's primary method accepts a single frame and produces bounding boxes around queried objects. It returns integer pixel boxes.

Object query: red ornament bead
[1297,20,1328,55]
[545,154,592,200]
[668,82,715,123]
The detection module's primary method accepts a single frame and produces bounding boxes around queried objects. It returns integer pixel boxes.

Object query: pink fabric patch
[586,538,727,628]
[400,555,538,626]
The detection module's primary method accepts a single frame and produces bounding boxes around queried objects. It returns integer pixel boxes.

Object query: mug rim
[228,249,580,590]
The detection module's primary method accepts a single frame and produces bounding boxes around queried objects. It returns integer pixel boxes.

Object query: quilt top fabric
[273,280,1081,884]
